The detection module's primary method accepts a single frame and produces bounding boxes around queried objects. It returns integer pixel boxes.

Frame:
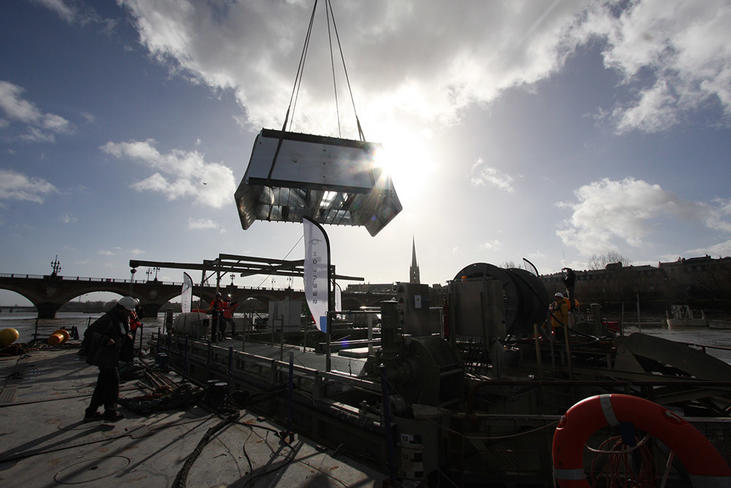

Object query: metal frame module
[235,129,402,236]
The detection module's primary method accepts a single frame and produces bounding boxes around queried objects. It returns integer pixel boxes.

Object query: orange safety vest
[550,298,579,328]
[209,298,225,313]
[223,300,238,319]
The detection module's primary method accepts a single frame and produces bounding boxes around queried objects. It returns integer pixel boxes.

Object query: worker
[549,292,579,339]
[208,292,226,341]
[562,267,577,311]
[83,296,137,422]
[223,294,238,337]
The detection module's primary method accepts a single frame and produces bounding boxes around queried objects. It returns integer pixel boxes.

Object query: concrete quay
[0,344,386,487]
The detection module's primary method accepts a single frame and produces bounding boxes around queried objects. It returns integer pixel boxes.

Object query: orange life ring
[552,393,731,487]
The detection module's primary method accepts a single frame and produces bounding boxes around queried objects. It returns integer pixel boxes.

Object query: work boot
[83,407,103,422]
[103,410,124,422]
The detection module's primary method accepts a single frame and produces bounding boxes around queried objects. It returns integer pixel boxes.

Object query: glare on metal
[234,129,402,236]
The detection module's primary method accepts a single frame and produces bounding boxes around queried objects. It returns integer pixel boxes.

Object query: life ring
[552,393,731,487]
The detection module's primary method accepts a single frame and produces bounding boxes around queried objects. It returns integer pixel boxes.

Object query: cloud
[0,80,73,142]
[572,0,731,133]
[702,198,731,233]
[482,239,502,250]
[32,0,76,23]
[118,0,588,139]
[118,1,731,138]
[470,158,515,192]
[0,169,57,203]
[100,139,236,208]
[32,0,116,29]
[556,177,730,256]
[684,239,731,258]
[188,218,218,230]
[60,213,78,224]
[98,247,144,257]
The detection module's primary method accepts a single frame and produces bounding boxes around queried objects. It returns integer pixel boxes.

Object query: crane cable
[283,0,364,141]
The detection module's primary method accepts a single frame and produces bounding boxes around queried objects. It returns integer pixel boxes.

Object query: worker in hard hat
[83,296,137,422]
[208,291,226,341]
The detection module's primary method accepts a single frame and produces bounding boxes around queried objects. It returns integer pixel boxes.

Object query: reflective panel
[235,129,402,236]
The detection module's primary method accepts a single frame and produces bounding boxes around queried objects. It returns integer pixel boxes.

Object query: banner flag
[334,282,342,312]
[181,272,193,313]
[303,217,331,332]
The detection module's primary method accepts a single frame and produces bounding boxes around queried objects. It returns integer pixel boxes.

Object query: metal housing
[235,129,402,236]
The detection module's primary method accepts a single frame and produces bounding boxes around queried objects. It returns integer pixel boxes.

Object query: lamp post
[129,268,137,293]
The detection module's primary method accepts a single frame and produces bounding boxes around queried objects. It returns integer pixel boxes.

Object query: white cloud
[0,80,73,142]
[100,139,236,208]
[702,198,731,233]
[119,0,588,139]
[470,158,514,192]
[556,177,730,256]
[32,0,76,23]
[98,247,144,257]
[81,111,95,123]
[0,169,57,203]
[60,213,78,224]
[482,239,502,250]
[684,239,731,258]
[118,1,731,138]
[188,217,218,230]
[572,0,731,133]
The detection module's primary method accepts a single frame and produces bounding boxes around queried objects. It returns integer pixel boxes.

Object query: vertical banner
[303,217,331,332]
[334,282,342,312]
[181,272,193,313]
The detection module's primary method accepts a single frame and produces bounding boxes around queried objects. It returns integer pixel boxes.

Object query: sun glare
[373,132,435,202]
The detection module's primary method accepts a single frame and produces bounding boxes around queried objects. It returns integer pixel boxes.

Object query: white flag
[181,272,193,313]
[303,217,331,332]
[334,282,342,312]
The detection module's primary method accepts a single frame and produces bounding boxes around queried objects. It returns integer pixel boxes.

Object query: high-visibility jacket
[208,298,225,314]
[223,300,238,319]
[549,298,579,328]
[129,310,142,332]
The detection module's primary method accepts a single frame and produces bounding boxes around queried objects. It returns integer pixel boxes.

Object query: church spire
[410,237,420,284]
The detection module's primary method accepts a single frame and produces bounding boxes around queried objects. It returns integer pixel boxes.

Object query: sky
[1,0,730,305]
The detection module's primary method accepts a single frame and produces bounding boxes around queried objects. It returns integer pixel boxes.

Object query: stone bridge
[0,273,391,318]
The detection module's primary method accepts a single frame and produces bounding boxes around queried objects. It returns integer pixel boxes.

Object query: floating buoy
[0,328,20,347]
[48,329,71,345]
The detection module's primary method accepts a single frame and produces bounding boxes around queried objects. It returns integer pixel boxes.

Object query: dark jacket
[85,305,130,368]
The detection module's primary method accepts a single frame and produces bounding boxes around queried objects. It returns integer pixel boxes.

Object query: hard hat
[554,292,564,299]
[118,296,139,311]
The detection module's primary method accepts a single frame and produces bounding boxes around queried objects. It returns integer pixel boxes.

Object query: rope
[254,234,304,289]
[284,0,319,132]
[282,0,364,140]
[327,0,364,141]
[589,435,656,487]
[325,0,341,137]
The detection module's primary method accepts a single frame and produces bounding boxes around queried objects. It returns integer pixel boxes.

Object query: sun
[372,132,435,202]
